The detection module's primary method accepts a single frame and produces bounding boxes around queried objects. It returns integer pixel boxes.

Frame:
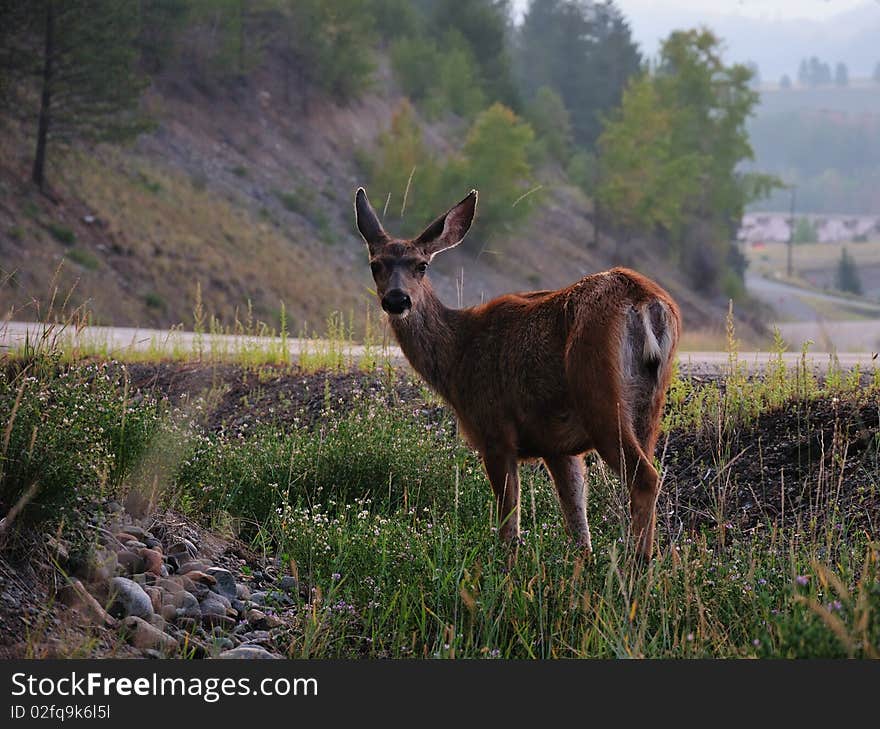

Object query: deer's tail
[622,298,680,457]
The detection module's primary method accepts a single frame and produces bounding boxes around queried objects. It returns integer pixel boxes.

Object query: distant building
[738,213,880,244]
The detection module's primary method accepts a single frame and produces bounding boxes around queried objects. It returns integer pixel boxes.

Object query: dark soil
[125,362,880,537]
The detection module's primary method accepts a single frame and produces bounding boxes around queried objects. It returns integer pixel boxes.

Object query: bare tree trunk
[32,0,54,192]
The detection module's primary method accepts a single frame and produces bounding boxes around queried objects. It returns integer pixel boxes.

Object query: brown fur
[354,188,681,559]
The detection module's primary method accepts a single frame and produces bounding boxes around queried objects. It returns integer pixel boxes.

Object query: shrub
[0,359,163,525]
[48,223,76,246]
[66,248,100,271]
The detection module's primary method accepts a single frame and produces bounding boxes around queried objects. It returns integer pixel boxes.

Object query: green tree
[517,0,641,150]
[391,32,485,119]
[836,247,862,295]
[596,75,703,236]
[525,85,573,163]
[273,0,376,110]
[450,103,537,236]
[366,101,443,234]
[834,61,849,87]
[429,0,519,108]
[9,1,151,192]
[653,28,780,290]
[135,0,191,74]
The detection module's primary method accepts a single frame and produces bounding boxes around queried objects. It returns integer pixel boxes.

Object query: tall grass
[1,312,877,657]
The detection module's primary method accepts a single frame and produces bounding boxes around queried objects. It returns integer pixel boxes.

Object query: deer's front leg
[543,454,592,553]
[483,450,520,543]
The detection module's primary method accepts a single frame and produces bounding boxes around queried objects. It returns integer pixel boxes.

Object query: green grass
[2,319,878,658]
[66,248,100,271]
[47,223,76,246]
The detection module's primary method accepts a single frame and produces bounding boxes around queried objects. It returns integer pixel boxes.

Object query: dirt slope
[0,56,741,340]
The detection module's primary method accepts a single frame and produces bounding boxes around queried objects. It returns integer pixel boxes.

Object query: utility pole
[786,185,797,278]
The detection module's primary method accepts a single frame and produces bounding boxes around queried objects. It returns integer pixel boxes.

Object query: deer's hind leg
[543,454,592,553]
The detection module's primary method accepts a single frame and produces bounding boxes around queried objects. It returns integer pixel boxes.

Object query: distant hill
[0,52,737,342]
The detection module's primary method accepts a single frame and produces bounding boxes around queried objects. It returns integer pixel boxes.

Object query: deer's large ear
[414,190,477,260]
[354,187,388,254]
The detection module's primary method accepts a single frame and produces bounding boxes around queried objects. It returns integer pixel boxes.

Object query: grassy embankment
[1,318,878,658]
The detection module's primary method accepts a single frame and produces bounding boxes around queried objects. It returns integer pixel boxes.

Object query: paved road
[746,273,880,318]
[3,320,876,374]
[745,274,880,351]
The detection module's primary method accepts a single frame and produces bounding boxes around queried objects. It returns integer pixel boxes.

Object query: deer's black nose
[382,289,411,314]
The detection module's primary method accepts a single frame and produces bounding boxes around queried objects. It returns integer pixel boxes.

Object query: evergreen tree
[517,0,641,150]
[834,62,848,87]
[428,0,519,108]
[874,61,880,84]
[10,0,151,192]
[525,85,573,163]
[836,247,862,295]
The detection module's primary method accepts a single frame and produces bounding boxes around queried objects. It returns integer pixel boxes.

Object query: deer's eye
[416,262,428,275]
[370,261,383,276]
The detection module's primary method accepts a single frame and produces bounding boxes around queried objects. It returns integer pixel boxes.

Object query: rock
[175,617,199,632]
[231,599,248,615]
[178,561,211,575]
[115,532,139,543]
[116,551,146,575]
[122,616,178,653]
[131,572,157,587]
[144,586,163,614]
[241,630,272,646]
[246,609,281,630]
[215,645,279,660]
[144,537,162,550]
[250,590,293,607]
[278,575,298,593]
[149,614,167,632]
[235,583,251,600]
[179,576,210,599]
[172,591,201,620]
[157,577,184,594]
[168,539,198,559]
[200,594,230,617]
[202,614,236,629]
[160,604,177,622]
[109,577,153,619]
[185,570,217,586]
[139,548,164,576]
[124,540,147,550]
[119,525,150,541]
[206,568,237,600]
[213,637,235,651]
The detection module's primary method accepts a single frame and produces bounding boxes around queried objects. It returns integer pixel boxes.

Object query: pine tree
[836,247,862,295]
[12,0,151,192]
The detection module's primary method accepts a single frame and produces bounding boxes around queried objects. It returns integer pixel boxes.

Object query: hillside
[0,54,743,345]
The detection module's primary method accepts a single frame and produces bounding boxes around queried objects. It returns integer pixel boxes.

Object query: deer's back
[445,268,678,457]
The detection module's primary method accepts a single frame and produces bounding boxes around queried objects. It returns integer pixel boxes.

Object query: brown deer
[354,187,680,560]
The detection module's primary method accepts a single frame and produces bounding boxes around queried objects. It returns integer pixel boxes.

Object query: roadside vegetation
[2,314,878,658]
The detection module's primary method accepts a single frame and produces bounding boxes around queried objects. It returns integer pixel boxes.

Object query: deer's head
[354,188,477,318]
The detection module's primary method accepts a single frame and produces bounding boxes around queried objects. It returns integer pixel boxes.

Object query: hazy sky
[512,0,880,77]
[611,1,870,21]
[512,1,872,21]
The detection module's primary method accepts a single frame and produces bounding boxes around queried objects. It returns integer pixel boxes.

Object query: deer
[354,187,681,560]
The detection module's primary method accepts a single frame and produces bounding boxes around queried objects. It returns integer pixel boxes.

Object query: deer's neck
[389,284,461,399]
